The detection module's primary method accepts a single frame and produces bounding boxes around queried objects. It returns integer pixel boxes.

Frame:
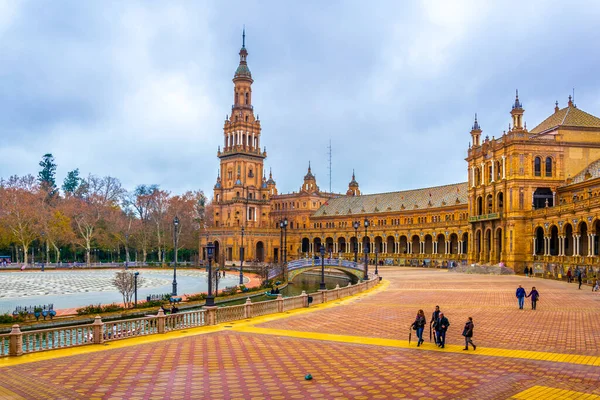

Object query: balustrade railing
[1,275,380,358]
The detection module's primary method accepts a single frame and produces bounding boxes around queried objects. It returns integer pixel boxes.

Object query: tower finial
[308,161,311,173]
[352,168,355,179]
[242,25,246,48]
[269,167,273,179]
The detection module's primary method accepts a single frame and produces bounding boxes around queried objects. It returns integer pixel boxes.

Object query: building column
[591,234,596,256]
[407,242,411,254]
[532,237,537,256]
[491,159,495,183]
[574,235,580,256]
[471,166,475,187]
[502,155,506,179]
[433,242,437,254]
[458,240,462,255]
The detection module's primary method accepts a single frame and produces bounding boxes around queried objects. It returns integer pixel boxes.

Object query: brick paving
[261,268,600,356]
[0,267,599,399]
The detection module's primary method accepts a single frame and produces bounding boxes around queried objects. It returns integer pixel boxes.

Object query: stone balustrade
[0,275,380,358]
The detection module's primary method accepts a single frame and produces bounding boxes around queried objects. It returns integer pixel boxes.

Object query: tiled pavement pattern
[0,267,599,399]
[260,268,600,356]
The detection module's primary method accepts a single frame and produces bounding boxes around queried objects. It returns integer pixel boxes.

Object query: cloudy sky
[1,0,600,197]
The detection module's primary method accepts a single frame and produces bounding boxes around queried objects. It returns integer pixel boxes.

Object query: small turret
[301,162,319,193]
[266,168,278,195]
[346,170,360,196]
[470,113,482,146]
[510,89,525,129]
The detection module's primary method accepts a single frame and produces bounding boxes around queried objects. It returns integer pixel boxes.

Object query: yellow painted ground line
[230,326,600,368]
[511,385,600,400]
[0,279,388,368]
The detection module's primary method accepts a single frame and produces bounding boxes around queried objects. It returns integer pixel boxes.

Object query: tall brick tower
[213,29,271,230]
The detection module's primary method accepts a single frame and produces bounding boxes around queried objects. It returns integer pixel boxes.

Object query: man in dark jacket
[516,285,526,309]
[430,305,441,345]
[436,313,450,348]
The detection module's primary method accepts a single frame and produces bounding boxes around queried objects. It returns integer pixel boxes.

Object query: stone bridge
[284,258,365,282]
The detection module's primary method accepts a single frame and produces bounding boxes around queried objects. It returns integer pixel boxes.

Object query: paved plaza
[1,268,599,399]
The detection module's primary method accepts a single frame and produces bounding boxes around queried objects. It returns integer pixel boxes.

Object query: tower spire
[242,25,245,48]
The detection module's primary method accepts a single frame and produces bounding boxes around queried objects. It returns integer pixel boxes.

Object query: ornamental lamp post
[363,218,369,280]
[172,216,179,296]
[239,226,245,285]
[125,233,130,270]
[283,217,288,264]
[353,221,360,264]
[319,245,326,290]
[279,220,284,264]
[206,242,215,307]
[375,246,379,275]
[134,272,139,307]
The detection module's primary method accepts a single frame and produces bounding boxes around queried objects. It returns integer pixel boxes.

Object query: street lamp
[41,232,45,272]
[283,217,288,264]
[375,246,379,275]
[364,218,369,280]
[125,233,130,270]
[172,216,179,296]
[134,271,139,307]
[279,220,284,264]
[319,245,326,290]
[206,242,215,307]
[353,221,359,263]
[239,226,245,285]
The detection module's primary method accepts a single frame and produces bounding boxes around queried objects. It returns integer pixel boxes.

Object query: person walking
[527,287,539,310]
[411,309,426,347]
[462,317,476,351]
[524,265,529,277]
[529,266,534,277]
[567,268,572,283]
[436,313,450,348]
[516,285,526,309]
[430,306,441,345]
[578,270,583,289]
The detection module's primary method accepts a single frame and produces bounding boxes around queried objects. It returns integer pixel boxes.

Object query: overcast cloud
[1,0,600,197]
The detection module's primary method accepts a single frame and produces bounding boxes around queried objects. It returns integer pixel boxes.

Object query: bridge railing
[0,274,381,358]
[286,258,363,271]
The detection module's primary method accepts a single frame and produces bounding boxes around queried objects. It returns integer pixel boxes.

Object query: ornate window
[534,157,541,176]
[545,157,552,177]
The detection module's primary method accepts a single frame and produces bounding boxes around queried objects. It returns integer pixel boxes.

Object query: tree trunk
[143,248,147,263]
[23,244,29,265]
[53,244,60,263]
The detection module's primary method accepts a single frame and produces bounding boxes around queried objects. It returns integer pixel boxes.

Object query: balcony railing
[468,212,502,222]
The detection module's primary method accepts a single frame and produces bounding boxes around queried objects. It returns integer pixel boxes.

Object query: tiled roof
[567,158,600,185]
[530,105,600,134]
[313,182,468,217]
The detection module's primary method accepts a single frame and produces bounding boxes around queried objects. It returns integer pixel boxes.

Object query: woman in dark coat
[527,287,539,310]
[411,309,426,347]
[462,317,476,350]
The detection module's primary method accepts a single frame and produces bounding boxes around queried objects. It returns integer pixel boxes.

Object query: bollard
[92,315,104,344]
[335,284,340,299]
[157,308,166,334]
[9,325,23,356]
[277,294,284,312]
[300,290,308,307]
[244,297,252,319]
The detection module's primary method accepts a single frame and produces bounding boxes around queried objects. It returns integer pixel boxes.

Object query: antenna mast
[327,139,332,193]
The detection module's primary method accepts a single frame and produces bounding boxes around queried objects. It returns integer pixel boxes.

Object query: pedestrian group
[410,305,477,351]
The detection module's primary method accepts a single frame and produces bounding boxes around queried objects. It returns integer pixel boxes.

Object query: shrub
[141,300,165,308]
[0,313,23,323]
[185,293,207,302]
[76,304,104,315]
[102,303,124,313]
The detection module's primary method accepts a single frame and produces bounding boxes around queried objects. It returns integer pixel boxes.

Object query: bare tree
[112,270,144,308]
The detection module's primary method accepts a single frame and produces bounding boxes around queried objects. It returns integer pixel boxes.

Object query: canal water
[0,269,241,314]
